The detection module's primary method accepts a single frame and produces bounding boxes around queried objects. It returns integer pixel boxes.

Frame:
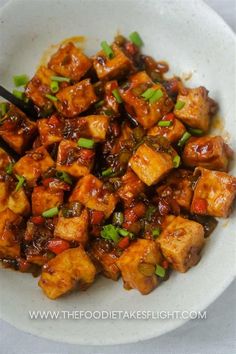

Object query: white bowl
[0,0,235,345]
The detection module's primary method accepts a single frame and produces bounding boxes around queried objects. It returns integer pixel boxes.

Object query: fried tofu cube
[0,208,22,258]
[129,143,174,186]
[13,146,55,187]
[56,140,94,178]
[80,115,110,142]
[191,167,236,217]
[69,174,118,218]
[38,114,63,146]
[0,181,9,212]
[38,247,96,299]
[116,239,162,294]
[120,71,173,129]
[32,186,64,215]
[183,136,233,171]
[8,188,31,216]
[89,239,120,280]
[48,42,92,81]
[55,79,97,117]
[157,216,205,272]
[0,105,37,154]
[93,43,132,81]
[0,148,13,171]
[118,169,145,205]
[174,87,213,132]
[54,208,88,246]
[148,116,186,144]
[25,66,55,109]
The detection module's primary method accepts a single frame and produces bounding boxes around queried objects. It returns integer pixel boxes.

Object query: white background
[0,0,235,353]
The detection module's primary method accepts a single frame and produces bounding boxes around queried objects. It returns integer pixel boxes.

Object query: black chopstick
[0,85,39,120]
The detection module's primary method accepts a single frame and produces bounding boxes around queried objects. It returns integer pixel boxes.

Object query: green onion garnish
[95,100,105,108]
[50,81,59,93]
[101,224,120,244]
[152,228,161,238]
[188,128,203,136]
[141,88,155,100]
[117,228,129,237]
[13,90,24,100]
[173,155,181,168]
[0,102,7,116]
[77,137,95,149]
[42,207,59,218]
[51,75,70,83]
[5,162,14,175]
[15,175,25,192]
[102,167,113,177]
[45,94,58,102]
[129,31,143,47]
[13,74,29,87]
[149,89,163,104]
[158,120,173,127]
[177,132,191,147]
[145,205,157,222]
[56,171,73,185]
[112,89,123,103]
[155,264,166,278]
[175,100,185,110]
[101,41,114,59]
[112,212,124,226]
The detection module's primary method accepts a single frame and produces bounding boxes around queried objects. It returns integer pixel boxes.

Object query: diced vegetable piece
[47,238,70,254]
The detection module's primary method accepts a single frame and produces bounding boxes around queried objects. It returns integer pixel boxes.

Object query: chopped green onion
[152,227,161,238]
[141,88,155,100]
[145,205,157,222]
[15,175,25,192]
[77,137,95,149]
[101,224,120,244]
[129,31,143,47]
[158,120,173,127]
[51,75,70,83]
[13,74,29,87]
[101,41,114,59]
[45,94,58,102]
[155,264,166,278]
[50,81,59,93]
[102,167,113,177]
[177,132,192,147]
[5,162,14,175]
[117,228,129,237]
[188,128,203,136]
[56,171,73,185]
[95,100,105,108]
[173,155,181,168]
[42,207,59,218]
[0,102,7,116]
[112,89,123,103]
[103,109,114,116]
[175,100,185,110]
[13,90,24,100]
[112,212,124,226]
[149,89,163,104]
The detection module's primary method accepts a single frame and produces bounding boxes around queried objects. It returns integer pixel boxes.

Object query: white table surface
[0,0,235,353]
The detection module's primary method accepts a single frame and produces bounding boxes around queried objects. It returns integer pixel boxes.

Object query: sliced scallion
[13,74,29,87]
[175,100,185,110]
[0,102,7,116]
[158,120,173,127]
[129,31,143,47]
[45,94,58,102]
[173,155,181,168]
[177,132,191,147]
[77,137,95,149]
[50,81,59,93]
[155,264,166,278]
[51,75,70,83]
[42,207,59,218]
[188,128,203,136]
[101,41,114,59]
[149,89,163,104]
[15,175,25,192]
[112,88,123,103]
[102,167,113,177]
[13,90,24,100]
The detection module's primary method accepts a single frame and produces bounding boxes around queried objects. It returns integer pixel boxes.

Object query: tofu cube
[93,43,132,81]
[80,115,109,142]
[54,208,89,246]
[48,42,92,81]
[89,239,120,280]
[183,136,233,171]
[118,169,145,205]
[191,167,236,217]
[0,181,9,212]
[120,71,173,129]
[174,87,213,132]
[38,114,63,146]
[69,174,118,218]
[38,247,96,299]
[13,146,55,187]
[116,239,162,294]
[157,216,205,272]
[0,148,12,171]
[129,143,174,186]
[56,139,94,178]
[0,180,30,215]
[32,186,64,215]
[148,116,186,144]
[0,208,22,258]
[55,79,97,117]
[0,105,37,154]
[25,66,55,109]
